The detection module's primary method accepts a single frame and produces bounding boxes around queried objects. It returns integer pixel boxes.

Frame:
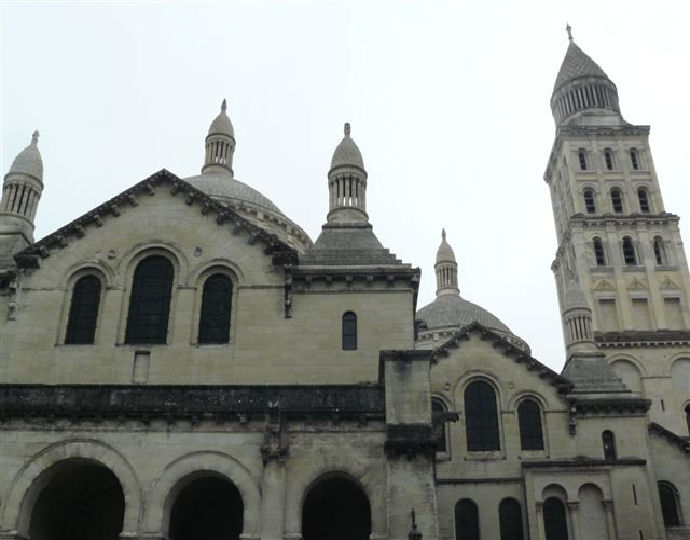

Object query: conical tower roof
[436,228,456,264]
[553,40,610,92]
[8,131,43,181]
[331,123,364,170]
[208,99,234,137]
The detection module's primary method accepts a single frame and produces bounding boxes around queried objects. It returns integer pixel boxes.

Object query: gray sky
[2,0,688,370]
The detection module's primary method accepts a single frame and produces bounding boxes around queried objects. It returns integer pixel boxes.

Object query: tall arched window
[653,237,667,265]
[630,148,640,170]
[658,482,681,527]
[637,188,650,213]
[593,237,606,266]
[125,255,174,344]
[465,380,500,451]
[543,498,569,540]
[499,498,524,540]
[610,188,623,213]
[342,311,357,350]
[455,499,480,540]
[602,430,617,460]
[583,189,596,214]
[686,404,690,436]
[518,399,544,451]
[604,148,614,170]
[65,275,101,344]
[432,400,447,453]
[577,148,587,171]
[198,274,233,344]
[622,237,637,265]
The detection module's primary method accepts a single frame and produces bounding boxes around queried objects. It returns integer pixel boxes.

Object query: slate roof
[553,41,610,92]
[301,223,402,265]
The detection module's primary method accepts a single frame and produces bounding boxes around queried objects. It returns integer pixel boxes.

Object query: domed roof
[436,229,456,263]
[331,123,364,170]
[9,131,43,181]
[185,171,282,214]
[208,99,234,138]
[553,40,609,93]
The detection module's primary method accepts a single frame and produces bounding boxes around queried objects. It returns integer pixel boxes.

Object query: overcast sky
[2,0,688,371]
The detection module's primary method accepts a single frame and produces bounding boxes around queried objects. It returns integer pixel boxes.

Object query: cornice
[595,330,690,348]
[522,458,647,469]
[648,422,690,454]
[569,213,680,228]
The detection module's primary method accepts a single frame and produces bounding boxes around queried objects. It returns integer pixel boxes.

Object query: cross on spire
[566,23,573,42]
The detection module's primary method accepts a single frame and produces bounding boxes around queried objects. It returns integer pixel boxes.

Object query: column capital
[567,501,580,511]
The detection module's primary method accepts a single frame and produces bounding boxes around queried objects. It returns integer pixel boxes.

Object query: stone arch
[186,258,246,287]
[284,455,385,537]
[59,259,116,289]
[117,241,189,287]
[1,439,142,535]
[610,357,644,393]
[542,483,569,502]
[670,358,690,392]
[144,451,260,536]
[57,265,111,345]
[452,370,504,409]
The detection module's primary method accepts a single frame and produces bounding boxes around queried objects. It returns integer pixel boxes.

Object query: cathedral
[0,33,688,540]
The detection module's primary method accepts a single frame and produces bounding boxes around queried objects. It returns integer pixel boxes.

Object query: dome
[330,123,364,170]
[9,131,43,181]
[208,99,234,138]
[185,171,282,214]
[436,229,456,263]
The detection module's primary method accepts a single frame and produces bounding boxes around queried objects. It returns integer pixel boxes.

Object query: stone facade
[0,35,688,540]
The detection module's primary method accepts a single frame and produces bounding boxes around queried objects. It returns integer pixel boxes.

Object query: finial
[31,130,40,145]
[442,228,446,242]
[221,99,227,113]
[566,23,573,42]
[344,122,351,137]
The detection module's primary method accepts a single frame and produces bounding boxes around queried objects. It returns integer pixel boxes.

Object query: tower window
[653,237,667,265]
[518,399,544,451]
[342,311,357,350]
[602,430,617,460]
[658,482,681,527]
[432,400,448,453]
[593,237,606,266]
[198,274,233,344]
[455,499,480,540]
[583,189,596,214]
[499,498,525,540]
[637,188,650,213]
[604,148,614,170]
[125,255,174,344]
[542,498,569,540]
[464,380,500,451]
[622,237,637,265]
[630,148,640,170]
[578,148,587,171]
[65,275,101,344]
[610,188,623,213]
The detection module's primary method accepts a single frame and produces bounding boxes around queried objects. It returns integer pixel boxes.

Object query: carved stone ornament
[592,279,616,291]
[627,277,647,290]
[659,277,678,289]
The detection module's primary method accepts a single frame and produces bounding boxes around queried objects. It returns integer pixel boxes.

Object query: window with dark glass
[622,237,637,265]
[518,399,544,451]
[455,499,480,540]
[604,148,614,170]
[637,188,650,213]
[630,148,640,170]
[125,255,174,344]
[342,311,357,350]
[610,189,623,213]
[602,430,617,460]
[685,405,690,436]
[499,498,524,540]
[198,274,232,344]
[593,237,606,266]
[578,149,587,171]
[543,498,569,540]
[653,237,667,265]
[583,189,596,214]
[65,275,101,344]
[465,380,500,451]
[658,482,681,527]
[432,400,447,453]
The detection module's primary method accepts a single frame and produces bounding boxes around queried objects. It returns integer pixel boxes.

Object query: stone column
[602,500,617,540]
[261,459,287,540]
[535,502,546,540]
[567,501,581,540]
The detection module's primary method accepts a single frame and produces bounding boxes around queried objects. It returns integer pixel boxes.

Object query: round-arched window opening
[28,458,125,540]
[169,476,244,540]
[302,476,371,540]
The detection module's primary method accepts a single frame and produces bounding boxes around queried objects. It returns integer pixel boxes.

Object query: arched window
[622,237,637,265]
[543,497,569,540]
[577,148,587,171]
[518,399,544,451]
[465,380,500,451]
[65,275,101,344]
[342,311,357,350]
[610,188,623,213]
[630,148,640,170]
[686,404,690,436]
[658,482,681,527]
[499,498,524,540]
[637,188,650,213]
[604,148,614,170]
[125,255,174,344]
[593,237,606,266]
[583,189,596,214]
[198,274,233,344]
[455,499,480,540]
[653,237,667,265]
[602,430,617,460]
[432,400,448,453]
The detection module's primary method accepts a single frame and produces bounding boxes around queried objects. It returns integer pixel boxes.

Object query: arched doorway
[302,475,371,540]
[169,475,244,540]
[28,458,125,540]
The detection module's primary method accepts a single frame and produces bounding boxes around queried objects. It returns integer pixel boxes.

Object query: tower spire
[327,122,368,224]
[202,98,236,176]
[566,23,573,42]
[435,229,459,297]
